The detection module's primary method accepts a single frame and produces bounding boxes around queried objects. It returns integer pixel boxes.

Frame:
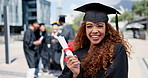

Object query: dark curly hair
[73,21,131,77]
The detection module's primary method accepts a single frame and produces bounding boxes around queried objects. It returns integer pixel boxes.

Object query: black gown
[23,29,39,68]
[58,44,128,78]
[35,30,51,69]
[39,32,50,68]
[50,33,62,70]
[61,25,75,42]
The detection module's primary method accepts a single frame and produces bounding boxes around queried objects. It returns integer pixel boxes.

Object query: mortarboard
[51,22,60,26]
[74,3,120,31]
[59,15,66,23]
[31,20,38,24]
[39,23,45,26]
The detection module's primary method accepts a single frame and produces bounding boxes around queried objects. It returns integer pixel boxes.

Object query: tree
[111,0,147,22]
[132,0,148,17]
[73,14,84,27]
[111,12,134,22]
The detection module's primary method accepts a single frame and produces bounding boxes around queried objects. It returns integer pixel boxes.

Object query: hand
[66,55,80,78]
[51,39,56,44]
[50,58,52,63]
[33,41,41,45]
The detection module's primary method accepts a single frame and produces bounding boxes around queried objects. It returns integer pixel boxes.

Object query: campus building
[0,0,51,34]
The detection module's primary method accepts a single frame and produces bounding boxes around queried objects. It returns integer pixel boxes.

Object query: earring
[106,33,109,36]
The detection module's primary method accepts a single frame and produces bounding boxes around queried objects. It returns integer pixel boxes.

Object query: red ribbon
[63,42,77,52]
[63,42,77,63]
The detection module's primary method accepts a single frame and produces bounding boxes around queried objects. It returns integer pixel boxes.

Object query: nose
[92,27,98,33]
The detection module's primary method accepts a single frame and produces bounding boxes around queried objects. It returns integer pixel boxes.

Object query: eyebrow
[86,23,93,25]
[96,22,104,25]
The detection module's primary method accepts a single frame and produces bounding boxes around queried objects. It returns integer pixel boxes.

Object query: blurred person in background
[58,15,75,70]
[50,22,62,74]
[35,23,51,75]
[58,15,75,43]
[23,21,41,78]
[59,3,131,78]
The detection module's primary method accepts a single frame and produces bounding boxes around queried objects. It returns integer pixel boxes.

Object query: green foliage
[70,24,79,31]
[132,0,148,17]
[111,12,134,22]
[45,27,52,33]
[111,0,147,22]
[73,14,84,27]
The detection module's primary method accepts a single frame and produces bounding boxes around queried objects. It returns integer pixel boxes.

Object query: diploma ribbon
[63,42,77,52]
[64,42,78,64]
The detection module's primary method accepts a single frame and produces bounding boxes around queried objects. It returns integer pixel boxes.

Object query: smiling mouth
[91,35,100,40]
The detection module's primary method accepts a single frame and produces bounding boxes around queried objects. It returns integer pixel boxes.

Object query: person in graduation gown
[58,15,75,43]
[58,15,75,70]
[23,21,41,78]
[35,23,51,73]
[50,22,62,72]
[59,3,131,78]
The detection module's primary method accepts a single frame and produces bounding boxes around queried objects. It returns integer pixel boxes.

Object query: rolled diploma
[57,36,73,56]
[38,36,44,42]
[57,36,78,67]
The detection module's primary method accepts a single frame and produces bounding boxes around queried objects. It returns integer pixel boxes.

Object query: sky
[48,0,141,24]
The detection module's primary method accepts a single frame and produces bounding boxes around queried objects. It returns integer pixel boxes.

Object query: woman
[59,3,131,78]
[35,23,51,74]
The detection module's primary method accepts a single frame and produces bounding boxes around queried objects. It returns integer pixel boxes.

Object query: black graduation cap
[31,20,38,24]
[59,15,66,23]
[51,22,60,26]
[74,3,120,31]
[39,23,45,26]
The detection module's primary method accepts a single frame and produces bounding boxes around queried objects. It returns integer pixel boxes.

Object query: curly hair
[74,22,131,77]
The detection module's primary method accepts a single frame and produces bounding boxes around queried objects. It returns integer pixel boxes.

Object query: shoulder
[114,44,124,50]
[73,47,89,60]
[24,29,32,34]
[114,43,126,56]
[65,25,73,28]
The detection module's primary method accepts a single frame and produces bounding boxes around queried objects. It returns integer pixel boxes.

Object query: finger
[65,55,73,60]
[67,56,78,64]
[74,55,78,58]
[67,60,80,68]
[65,56,74,64]
[68,59,79,66]
[70,61,80,68]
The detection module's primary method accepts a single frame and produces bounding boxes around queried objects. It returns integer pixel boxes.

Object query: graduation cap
[59,15,66,23]
[74,3,120,31]
[39,23,45,26]
[51,22,60,26]
[31,20,38,24]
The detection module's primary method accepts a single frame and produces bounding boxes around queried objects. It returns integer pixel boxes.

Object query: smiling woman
[59,3,131,78]
[85,22,106,45]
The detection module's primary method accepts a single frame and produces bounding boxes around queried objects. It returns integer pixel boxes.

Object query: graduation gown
[58,44,128,78]
[50,33,62,70]
[39,32,51,68]
[23,29,39,68]
[61,25,75,42]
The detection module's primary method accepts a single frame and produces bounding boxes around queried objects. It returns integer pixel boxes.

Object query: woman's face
[39,25,45,32]
[86,21,106,45]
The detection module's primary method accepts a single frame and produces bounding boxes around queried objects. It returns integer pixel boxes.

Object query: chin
[91,41,101,45]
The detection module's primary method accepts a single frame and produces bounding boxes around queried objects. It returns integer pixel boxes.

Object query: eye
[86,26,92,28]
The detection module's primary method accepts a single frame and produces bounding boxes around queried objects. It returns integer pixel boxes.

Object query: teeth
[92,36,99,38]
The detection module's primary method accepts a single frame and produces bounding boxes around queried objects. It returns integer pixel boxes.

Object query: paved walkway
[0,41,57,78]
[0,33,148,78]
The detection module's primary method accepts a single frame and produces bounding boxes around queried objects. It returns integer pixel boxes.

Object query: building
[0,0,23,34]
[0,0,51,35]
[23,0,51,29]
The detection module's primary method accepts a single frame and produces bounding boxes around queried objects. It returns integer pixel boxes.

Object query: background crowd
[23,15,75,78]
